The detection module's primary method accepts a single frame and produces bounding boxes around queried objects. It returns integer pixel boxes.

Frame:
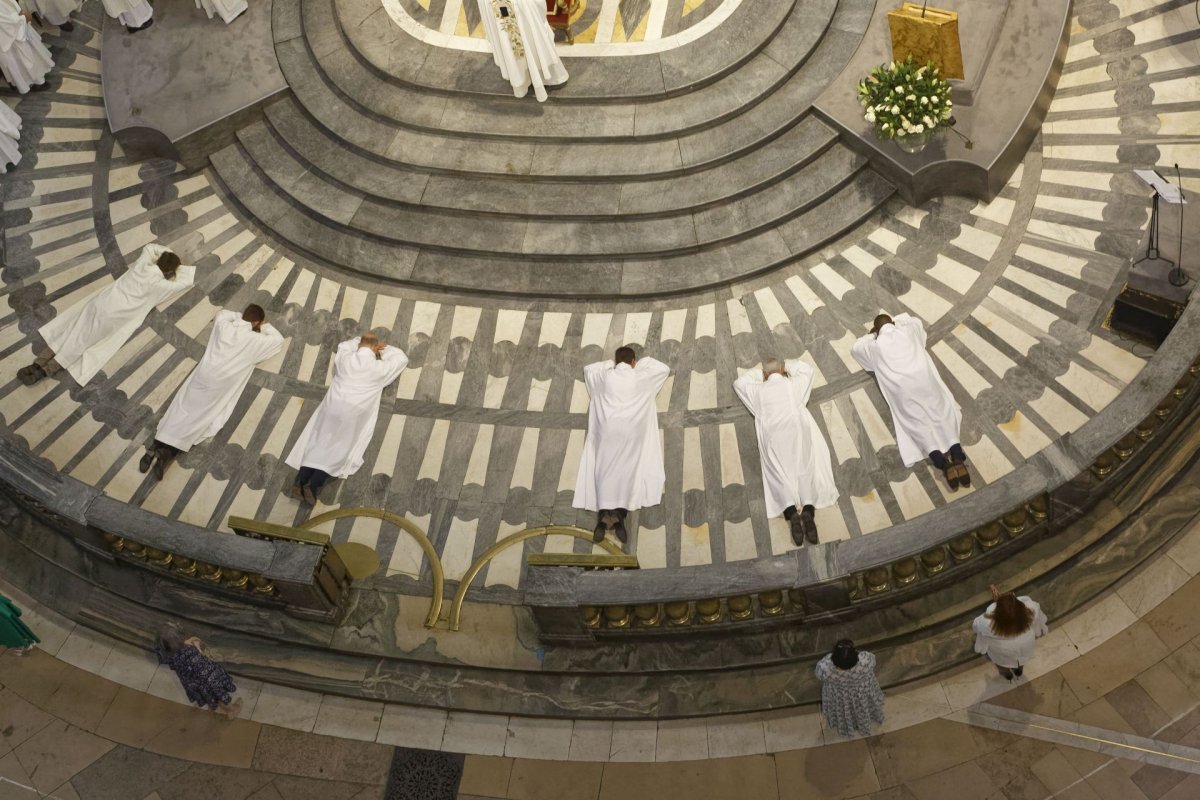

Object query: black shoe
[129,18,153,32]
[58,21,74,31]
[788,513,806,546]
[942,465,960,491]
[957,463,972,488]
[801,506,818,545]
[301,485,317,505]
[138,452,154,473]
[999,667,1014,681]
[152,454,168,481]
[20,363,47,385]
[1013,665,1024,678]
[592,519,606,543]
[614,520,628,544]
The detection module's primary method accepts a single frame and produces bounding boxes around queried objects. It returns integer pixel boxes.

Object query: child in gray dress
[815,639,885,737]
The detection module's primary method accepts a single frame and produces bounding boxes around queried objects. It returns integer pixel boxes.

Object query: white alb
[285,338,409,478]
[476,0,568,102]
[155,310,285,452]
[851,313,961,467]
[39,244,195,386]
[0,0,54,94]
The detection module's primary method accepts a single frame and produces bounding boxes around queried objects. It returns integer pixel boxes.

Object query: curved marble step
[330,0,799,102]
[264,97,842,219]
[232,117,866,258]
[301,0,839,142]
[275,15,868,179]
[210,140,894,297]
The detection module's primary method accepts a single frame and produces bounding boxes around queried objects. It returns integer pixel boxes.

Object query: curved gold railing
[299,507,446,628]
[448,525,625,631]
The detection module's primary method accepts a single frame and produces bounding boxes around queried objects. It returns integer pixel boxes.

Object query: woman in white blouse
[972,584,1048,680]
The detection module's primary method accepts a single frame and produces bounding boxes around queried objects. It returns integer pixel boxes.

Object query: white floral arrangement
[856,57,953,141]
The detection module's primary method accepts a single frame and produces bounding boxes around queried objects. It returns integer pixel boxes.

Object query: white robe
[477,0,568,102]
[851,313,962,467]
[19,0,78,27]
[0,0,53,94]
[39,244,195,386]
[195,0,246,24]
[285,338,408,478]
[100,0,151,27]
[0,101,20,172]
[155,310,284,452]
[733,360,839,516]
[573,358,670,511]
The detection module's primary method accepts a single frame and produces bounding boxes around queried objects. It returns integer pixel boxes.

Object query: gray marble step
[330,0,799,102]
[275,8,870,179]
[210,139,894,297]
[264,96,843,219]
[234,116,866,257]
[302,0,837,142]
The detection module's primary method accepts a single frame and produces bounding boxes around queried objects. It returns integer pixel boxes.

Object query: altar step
[299,0,839,143]
[330,0,799,102]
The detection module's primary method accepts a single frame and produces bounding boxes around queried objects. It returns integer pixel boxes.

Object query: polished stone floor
[5,507,1200,798]
[1,0,1195,609]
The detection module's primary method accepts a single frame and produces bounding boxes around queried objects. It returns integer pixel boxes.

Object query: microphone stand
[1169,163,1189,287]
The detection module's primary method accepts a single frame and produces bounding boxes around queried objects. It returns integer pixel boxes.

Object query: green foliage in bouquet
[856,57,954,141]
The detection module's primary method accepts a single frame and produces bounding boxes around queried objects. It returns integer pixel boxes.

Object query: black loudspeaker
[1110,263,1188,347]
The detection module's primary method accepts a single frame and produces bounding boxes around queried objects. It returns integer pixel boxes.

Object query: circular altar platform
[1,0,1198,719]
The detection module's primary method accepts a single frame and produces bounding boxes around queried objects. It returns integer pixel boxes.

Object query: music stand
[1133,170,1184,275]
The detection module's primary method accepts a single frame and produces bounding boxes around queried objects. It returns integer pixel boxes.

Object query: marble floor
[1,0,1196,609]
[386,0,737,50]
[5,504,1200,798]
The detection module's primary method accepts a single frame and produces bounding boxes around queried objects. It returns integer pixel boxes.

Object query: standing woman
[0,592,39,655]
[815,639,886,737]
[972,585,1048,680]
[156,624,243,719]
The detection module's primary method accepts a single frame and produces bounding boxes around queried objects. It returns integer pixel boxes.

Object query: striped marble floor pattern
[2,0,1197,604]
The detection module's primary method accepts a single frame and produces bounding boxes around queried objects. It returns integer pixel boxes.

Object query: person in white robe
[0,100,20,173]
[19,244,195,387]
[100,0,152,32]
[195,0,246,25]
[19,0,78,29]
[140,305,284,480]
[734,357,839,546]
[285,333,408,504]
[476,0,568,102]
[573,346,670,544]
[852,313,970,489]
[0,0,53,94]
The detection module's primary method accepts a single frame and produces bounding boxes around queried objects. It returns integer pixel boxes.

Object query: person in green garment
[0,593,39,655]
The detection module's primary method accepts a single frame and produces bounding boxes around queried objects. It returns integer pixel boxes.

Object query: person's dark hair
[614,346,636,365]
[156,250,182,278]
[242,304,266,324]
[989,593,1034,638]
[872,314,893,335]
[155,622,185,662]
[831,639,859,670]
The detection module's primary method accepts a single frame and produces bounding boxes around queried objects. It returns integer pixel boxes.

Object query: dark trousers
[295,467,333,493]
[929,443,966,470]
[152,440,181,458]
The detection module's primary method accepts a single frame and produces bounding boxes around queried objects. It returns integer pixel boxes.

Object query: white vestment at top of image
[285,338,409,479]
[39,245,195,386]
[851,313,962,467]
[195,0,247,25]
[573,357,670,512]
[733,359,839,516]
[155,310,285,452]
[0,0,54,94]
[476,0,568,102]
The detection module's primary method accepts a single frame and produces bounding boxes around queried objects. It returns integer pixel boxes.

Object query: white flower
[912,124,924,134]
[931,97,939,105]
[917,66,927,77]
[923,115,934,127]
[865,109,876,122]
[907,94,916,102]
[920,96,929,105]
[891,105,900,115]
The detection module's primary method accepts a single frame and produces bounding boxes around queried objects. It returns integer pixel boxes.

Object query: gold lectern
[887,3,964,80]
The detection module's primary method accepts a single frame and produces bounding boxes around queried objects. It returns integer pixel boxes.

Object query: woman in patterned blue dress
[156,624,243,720]
[815,639,885,737]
